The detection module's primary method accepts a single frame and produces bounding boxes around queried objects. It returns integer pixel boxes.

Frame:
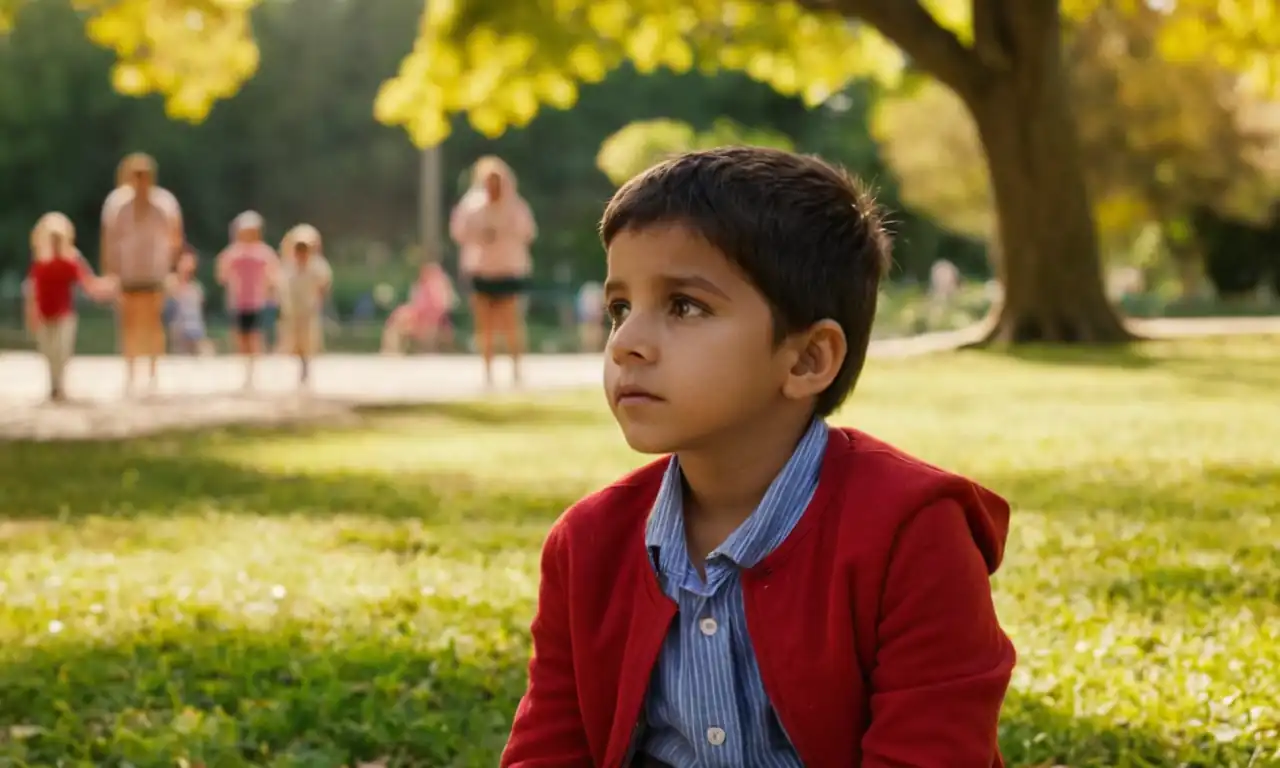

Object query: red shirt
[28,256,88,320]
[502,427,1015,768]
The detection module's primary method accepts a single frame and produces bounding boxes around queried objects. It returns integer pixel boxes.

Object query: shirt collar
[645,418,829,573]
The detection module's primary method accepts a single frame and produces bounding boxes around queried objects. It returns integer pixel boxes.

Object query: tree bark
[835,0,1134,344]
[962,2,1133,344]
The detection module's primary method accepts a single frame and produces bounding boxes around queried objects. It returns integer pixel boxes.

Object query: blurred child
[216,211,280,389]
[165,246,213,356]
[278,224,333,388]
[24,212,117,401]
[381,261,457,354]
[575,280,606,352]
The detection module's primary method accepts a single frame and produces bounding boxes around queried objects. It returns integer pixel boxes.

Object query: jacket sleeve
[516,199,537,245]
[449,201,475,246]
[860,498,1015,767]
[500,523,594,767]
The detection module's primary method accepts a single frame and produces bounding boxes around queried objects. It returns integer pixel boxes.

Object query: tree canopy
[2,0,1276,151]
[596,117,795,186]
[874,4,1280,246]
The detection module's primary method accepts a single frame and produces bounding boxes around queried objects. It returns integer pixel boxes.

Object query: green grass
[1,337,1278,767]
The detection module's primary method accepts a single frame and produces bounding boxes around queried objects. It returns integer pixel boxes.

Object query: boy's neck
[677,406,817,526]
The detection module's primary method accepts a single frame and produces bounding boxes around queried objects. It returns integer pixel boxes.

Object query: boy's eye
[606,300,629,324]
[671,296,706,319]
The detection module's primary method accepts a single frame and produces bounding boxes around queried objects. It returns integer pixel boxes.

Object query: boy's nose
[607,314,657,365]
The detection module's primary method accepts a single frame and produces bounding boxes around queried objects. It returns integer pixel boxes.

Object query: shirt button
[699,617,718,636]
[706,726,726,746]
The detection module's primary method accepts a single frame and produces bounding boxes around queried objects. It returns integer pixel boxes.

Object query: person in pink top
[450,156,537,387]
[216,211,280,389]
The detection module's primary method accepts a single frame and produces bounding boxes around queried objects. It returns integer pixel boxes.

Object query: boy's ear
[781,319,846,403]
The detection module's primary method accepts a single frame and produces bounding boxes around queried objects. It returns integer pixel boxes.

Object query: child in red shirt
[502,148,1015,768]
[25,213,117,401]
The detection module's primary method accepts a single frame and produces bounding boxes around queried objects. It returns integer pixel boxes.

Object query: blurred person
[277,224,333,388]
[100,152,184,395]
[450,156,536,386]
[275,225,321,353]
[575,280,606,352]
[216,211,280,390]
[25,213,118,401]
[381,261,458,355]
[928,258,962,327]
[165,245,212,356]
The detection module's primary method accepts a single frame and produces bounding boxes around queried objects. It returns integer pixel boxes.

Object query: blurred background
[1,0,1277,357]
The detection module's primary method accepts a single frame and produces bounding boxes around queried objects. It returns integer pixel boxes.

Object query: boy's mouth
[615,385,664,406]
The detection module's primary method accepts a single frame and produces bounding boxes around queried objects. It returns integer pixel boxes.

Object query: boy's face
[237,226,261,244]
[603,223,801,455]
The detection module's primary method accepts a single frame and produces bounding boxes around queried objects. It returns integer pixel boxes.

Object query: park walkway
[0,316,1275,440]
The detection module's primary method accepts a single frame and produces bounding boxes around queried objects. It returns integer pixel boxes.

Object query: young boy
[165,246,212,356]
[501,147,1015,768]
[277,226,333,388]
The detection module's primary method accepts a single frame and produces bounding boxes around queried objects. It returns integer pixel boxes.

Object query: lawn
[0,336,1277,767]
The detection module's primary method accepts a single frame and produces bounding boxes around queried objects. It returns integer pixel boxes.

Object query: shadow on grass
[351,398,606,427]
[1104,562,1280,621]
[0,435,586,528]
[999,689,1259,766]
[979,337,1280,395]
[977,462,1280,520]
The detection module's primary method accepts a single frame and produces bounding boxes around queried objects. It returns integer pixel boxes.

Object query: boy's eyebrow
[603,274,730,300]
[661,274,731,299]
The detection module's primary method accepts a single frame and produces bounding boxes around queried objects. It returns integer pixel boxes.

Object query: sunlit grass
[0,336,1277,766]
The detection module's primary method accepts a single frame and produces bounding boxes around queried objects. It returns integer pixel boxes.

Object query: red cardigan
[502,427,1015,768]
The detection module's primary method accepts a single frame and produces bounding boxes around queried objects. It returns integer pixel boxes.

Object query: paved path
[0,354,603,440]
[1,316,1275,440]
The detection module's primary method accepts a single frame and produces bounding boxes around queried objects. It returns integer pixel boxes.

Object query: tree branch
[791,0,991,101]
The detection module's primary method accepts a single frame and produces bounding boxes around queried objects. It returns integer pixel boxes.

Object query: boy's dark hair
[599,146,891,415]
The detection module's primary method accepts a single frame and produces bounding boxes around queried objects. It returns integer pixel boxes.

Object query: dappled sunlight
[203,399,632,490]
[0,514,538,763]
[0,337,1277,764]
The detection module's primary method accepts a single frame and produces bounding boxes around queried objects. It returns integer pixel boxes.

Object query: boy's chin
[617,424,682,456]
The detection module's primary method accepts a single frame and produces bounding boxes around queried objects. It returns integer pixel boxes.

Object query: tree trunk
[964,5,1133,344]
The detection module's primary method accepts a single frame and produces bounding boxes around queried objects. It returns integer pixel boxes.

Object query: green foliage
[1,338,1279,765]
[871,79,990,240]
[374,0,905,148]
[871,5,1280,247]
[596,117,794,186]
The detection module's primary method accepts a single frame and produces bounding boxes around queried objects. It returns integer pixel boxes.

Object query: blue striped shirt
[641,418,828,767]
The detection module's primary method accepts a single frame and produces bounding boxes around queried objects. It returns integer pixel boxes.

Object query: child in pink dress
[381,262,457,354]
[216,211,280,389]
